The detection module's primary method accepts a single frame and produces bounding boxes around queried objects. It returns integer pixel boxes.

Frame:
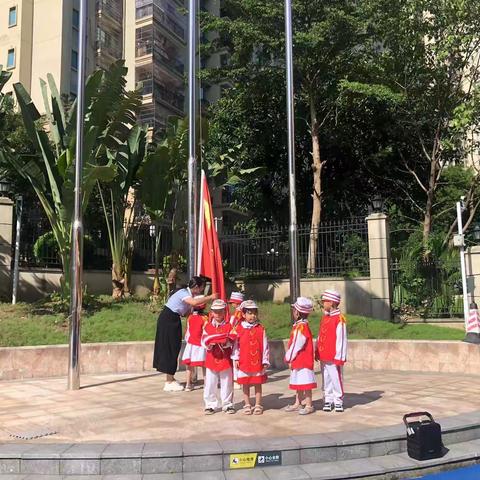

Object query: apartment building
[0,0,97,104]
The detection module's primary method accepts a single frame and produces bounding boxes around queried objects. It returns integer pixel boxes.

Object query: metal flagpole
[285,0,300,302]
[196,170,205,276]
[187,0,198,279]
[12,195,22,305]
[68,0,88,390]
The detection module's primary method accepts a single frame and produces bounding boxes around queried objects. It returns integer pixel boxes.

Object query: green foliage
[392,229,462,319]
[2,61,141,298]
[0,298,463,347]
[33,231,96,268]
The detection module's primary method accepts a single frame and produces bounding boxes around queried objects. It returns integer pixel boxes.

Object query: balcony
[136,1,185,41]
[96,0,123,25]
[135,42,184,78]
[138,78,184,112]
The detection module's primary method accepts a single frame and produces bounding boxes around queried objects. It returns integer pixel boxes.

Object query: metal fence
[19,207,369,279]
[390,258,463,318]
[220,217,369,278]
[19,207,172,271]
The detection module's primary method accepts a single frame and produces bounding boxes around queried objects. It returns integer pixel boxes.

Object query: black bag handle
[403,412,434,427]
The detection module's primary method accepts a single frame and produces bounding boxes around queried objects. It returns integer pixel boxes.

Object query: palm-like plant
[2,61,139,297]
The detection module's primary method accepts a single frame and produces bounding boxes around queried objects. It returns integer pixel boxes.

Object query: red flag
[197,171,226,301]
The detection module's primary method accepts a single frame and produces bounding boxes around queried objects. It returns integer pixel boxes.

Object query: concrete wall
[1,339,478,381]
[0,197,13,300]
[466,245,480,305]
[234,277,372,317]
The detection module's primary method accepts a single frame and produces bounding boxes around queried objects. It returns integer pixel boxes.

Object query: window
[7,48,15,69]
[8,6,17,27]
[71,50,78,70]
[72,9,79,29]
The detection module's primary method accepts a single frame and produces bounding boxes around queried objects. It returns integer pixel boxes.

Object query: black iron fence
[220,217,369,278]
[19,208,172,271]
[19,208,369,279]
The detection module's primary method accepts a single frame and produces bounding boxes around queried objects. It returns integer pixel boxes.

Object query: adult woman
[153,276,218,391]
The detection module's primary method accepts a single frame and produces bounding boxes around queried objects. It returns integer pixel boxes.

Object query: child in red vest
[228,291,245,389]
[201,299,236,415]
[229,291,245,327]
[181,296,208,391]
[231,300,269,415]
[316,289,347,412]
[284,297,317,415]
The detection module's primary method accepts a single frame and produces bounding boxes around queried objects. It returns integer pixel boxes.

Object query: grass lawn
[0,296,464,347]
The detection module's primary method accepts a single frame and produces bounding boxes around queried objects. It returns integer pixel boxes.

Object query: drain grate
[5,426,58,440]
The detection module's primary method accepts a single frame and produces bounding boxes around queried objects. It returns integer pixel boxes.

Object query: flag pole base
[463,332,480,344]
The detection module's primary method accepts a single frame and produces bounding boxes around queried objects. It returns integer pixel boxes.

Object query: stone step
[1,411,480,476]
[1,439,480,478]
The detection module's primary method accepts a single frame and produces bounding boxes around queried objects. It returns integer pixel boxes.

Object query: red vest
[317,312,345,362]
[204,321,233,371]
[236,323,265,373]
[287,322,314,370]
[186,313,207,346]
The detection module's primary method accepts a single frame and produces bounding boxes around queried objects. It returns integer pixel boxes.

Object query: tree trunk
[422,153,438,255]
[306,98,323,274]
[112,263,124,299]
[152,228,162,298]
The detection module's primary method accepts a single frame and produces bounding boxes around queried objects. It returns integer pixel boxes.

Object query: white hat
[292,297,314,314]
[242,299,258,311]
[211,299,227,310]
[229,292,245,304]
[321,289,341,304]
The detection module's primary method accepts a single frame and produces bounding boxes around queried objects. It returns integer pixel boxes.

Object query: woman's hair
[188,276,207,289]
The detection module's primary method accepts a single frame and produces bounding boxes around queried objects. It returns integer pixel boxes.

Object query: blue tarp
[414,465,480,479]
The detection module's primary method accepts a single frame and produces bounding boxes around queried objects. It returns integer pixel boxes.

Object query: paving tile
[142,474,183,480]
[225,469,269,479]
[263,465,310,480]
[21,444,73,459]
[142,443,183,458]
[183,471,226,480]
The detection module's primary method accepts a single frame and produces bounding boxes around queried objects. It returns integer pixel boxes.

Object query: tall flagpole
[187,0,198,278]
[68,0,88,390]
[196,170,205,276]
[285,0,300,301]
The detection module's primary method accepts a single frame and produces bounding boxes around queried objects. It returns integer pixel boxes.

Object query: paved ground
[1,368,479,444]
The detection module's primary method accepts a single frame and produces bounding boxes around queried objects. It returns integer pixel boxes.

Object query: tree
[202,0,364,271]
[354,0,480,251]
[1,61,139,297]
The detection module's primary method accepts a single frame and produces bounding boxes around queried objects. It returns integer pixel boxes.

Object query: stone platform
[1,369,480,477]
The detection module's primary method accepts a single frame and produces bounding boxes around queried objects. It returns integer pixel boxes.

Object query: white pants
[322,362,344,405]
[204,368,233,410]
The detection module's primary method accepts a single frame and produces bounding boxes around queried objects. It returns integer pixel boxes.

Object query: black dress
[153,306,183,375]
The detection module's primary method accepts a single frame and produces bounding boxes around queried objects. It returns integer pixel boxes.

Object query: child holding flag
[201,299,236,414]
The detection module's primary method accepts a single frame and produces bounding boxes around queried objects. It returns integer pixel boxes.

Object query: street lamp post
[12,195,22,305]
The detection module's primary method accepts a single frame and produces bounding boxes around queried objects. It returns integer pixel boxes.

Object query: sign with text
[229,451,282,469]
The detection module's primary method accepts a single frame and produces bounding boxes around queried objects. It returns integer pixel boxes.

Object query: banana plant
[4,61,138,298]
[97,124,150,299]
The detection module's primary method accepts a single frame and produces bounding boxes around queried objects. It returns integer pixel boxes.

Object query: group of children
[179,289,348,416]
